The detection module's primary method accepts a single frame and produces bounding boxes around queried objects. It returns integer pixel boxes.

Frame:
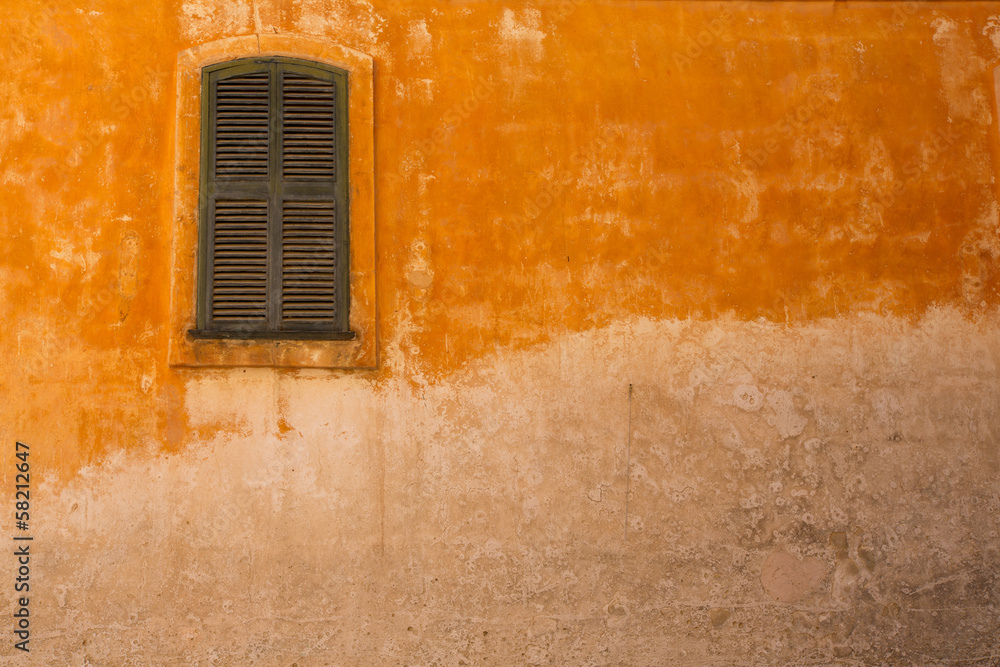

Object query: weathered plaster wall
[1,0,1000,663]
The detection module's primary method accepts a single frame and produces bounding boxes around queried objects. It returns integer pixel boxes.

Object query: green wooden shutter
[195,58,351,339]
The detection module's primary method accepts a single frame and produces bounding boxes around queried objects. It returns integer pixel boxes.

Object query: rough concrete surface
[27,312,1000,664]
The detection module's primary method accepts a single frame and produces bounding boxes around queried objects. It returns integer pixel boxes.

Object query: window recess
[192,57,352,340]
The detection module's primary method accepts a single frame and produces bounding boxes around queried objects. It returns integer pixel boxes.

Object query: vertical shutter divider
[198,69,216,331]
[267,62,282,331]
[336,69,349,332]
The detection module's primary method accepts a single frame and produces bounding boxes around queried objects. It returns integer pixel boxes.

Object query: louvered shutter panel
[215,72,269,178]
[282,73,336,179]
[196,58,349,338]
[281,201,338,323]
[278,65,343,331]
[211,200,269,323]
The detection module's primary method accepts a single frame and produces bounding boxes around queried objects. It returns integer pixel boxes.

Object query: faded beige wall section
[1,0,999,664]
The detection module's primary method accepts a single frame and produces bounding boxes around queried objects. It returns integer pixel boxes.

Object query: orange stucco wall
[2,0,1000,663]
[3,0,1000,468]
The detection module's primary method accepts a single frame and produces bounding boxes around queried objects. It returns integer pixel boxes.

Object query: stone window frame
[168,35,376,369]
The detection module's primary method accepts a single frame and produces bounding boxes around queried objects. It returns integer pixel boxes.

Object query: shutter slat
[282,72,336,180]
[281,200,337,322]
[215,72,269,179]
[211,199,269,322]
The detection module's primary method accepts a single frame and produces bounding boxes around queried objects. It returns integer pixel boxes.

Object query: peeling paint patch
[49,237,101,274]
[179,0,252,40]
[983,16,1000,52]
[760,551,827,603]
[406,19,432,62]
[293,0,385,48]
[932,17,992,125]
[766,390,807,439]
[497,8,546,62]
